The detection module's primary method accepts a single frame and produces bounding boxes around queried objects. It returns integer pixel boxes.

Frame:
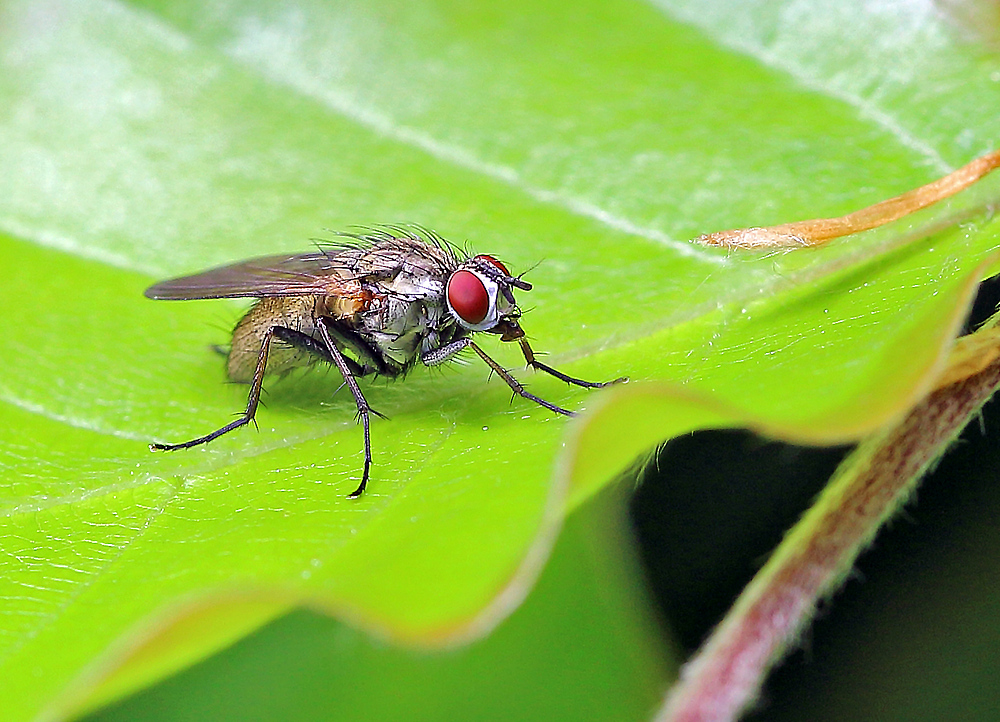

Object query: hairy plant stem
[658,325,1000,722]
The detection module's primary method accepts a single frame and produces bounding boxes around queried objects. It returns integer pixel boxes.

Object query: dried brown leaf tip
[698,150,1000,250]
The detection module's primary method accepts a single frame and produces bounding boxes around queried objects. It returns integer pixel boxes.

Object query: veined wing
[145,252,358,300]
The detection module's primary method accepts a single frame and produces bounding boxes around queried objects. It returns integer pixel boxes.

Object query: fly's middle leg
[316,320,378,498]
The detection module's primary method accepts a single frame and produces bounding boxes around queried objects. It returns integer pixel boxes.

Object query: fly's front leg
[422,338,612,417]
[517,338,627,388]
[151,326,277,451]
[316,320,380,498]
[468,342,575,417]
[421,338,472,367]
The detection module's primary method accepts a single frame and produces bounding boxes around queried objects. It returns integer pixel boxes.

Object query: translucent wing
[145,252,358,300]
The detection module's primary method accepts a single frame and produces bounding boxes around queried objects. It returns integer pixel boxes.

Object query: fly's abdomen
[227,296,322,382]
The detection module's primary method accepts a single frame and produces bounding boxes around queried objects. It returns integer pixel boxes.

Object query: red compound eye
[475,254,509,276]
[447,270,490,325]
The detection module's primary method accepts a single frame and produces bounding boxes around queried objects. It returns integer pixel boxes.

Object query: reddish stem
[658,348,1000,722]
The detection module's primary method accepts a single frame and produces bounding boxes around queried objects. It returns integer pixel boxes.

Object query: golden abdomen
[227,296,324,383]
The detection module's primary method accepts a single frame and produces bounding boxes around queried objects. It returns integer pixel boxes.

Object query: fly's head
[445,254,531,342]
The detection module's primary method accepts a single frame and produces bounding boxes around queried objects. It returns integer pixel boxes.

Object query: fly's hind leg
[151,326,278,451]
[272,326,367,377]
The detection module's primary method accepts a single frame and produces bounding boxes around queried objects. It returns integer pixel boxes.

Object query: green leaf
[1,0,998,719]
[87,490,674,722]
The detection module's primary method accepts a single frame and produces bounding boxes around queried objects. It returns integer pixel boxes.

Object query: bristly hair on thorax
[314,223,468,266]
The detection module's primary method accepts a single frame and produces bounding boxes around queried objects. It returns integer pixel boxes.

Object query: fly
[145,227,624,497]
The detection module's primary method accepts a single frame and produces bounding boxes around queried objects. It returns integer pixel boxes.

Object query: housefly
[146,227,624,497]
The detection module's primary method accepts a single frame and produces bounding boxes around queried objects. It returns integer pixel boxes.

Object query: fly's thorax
[377,248,449,301]
[333,237,459,369]
[227,296,324,382]
[356,253,450,335]
[355,236,458,282]
[357,280,453,367]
